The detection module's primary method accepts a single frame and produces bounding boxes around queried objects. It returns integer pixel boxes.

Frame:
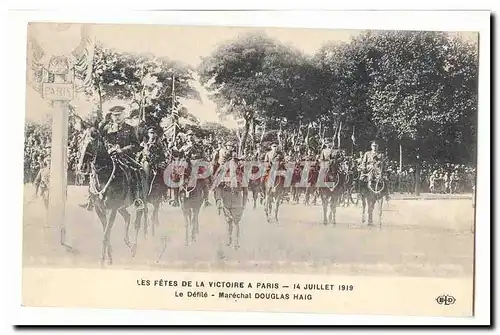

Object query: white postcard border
[4,8,491,326]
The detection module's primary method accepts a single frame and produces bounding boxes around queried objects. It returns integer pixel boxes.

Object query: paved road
[22,185,475,277]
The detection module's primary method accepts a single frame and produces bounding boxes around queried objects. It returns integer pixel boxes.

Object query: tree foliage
[86,43,201,128]
[199,30,478,164]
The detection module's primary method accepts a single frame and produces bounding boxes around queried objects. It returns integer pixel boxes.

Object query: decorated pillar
[27,23,95,247]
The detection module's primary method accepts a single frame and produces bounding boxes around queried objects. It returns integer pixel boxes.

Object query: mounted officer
[180,129,211,207]
[80,102,147,211]
[212,140,241,209]
[137,126,167,194]
[359,140,386,183]
[264,142,284,164]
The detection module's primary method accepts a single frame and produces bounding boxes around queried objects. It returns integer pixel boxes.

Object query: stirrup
[79,202,93,211]
[134,199,145,210]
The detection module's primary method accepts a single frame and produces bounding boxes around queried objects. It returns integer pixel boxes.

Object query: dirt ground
[22,185,475,277]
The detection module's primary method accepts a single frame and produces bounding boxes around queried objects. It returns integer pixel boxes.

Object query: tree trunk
[415,159,421,196]
[251,119,256,150]
[399,143,403,172]
[239,117,251,157]
[96,82,103,120]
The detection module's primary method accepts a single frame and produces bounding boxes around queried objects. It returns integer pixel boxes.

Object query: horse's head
[77,127,105,172]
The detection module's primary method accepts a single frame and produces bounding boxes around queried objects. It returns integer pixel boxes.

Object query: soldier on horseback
[212,140,242,209]
[264,142,285,165]
[80,103,147,211]
[359,140,387,183]
[137,126,167,197]
[180,129,211,207]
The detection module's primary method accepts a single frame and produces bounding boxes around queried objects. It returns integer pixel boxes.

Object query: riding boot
[132,169,145,210]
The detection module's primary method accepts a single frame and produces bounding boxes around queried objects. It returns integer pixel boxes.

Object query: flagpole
[171,73,177,142]
[351,125,356,156]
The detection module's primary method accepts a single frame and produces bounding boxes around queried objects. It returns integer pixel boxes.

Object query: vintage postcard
[20,15,485,321]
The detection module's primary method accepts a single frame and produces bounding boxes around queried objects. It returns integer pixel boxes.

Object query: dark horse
[77,127,148,265]
[318,158,345,225]
[142,157,169,237]
[168,160,206,245]
[359,160,387,227]
[262,160,288,224]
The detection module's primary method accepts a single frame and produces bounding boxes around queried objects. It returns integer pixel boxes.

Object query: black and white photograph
[18,17,485,318]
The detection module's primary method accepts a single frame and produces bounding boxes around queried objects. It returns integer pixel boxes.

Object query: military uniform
[212,142,245,209]
[264,148,283,164]
[80,104,147,211]
[180,132,211,206]
[360,151,384,171]
[138,127,167,195]
[359,142,386,183]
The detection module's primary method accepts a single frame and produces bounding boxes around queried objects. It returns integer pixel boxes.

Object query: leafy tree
[361,31,478,163]
[85,43,201,135]
[198,32,313,154]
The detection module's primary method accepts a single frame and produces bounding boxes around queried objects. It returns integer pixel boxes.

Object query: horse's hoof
[367,223,374,227]
[323,221,328,226]
[131,245,137,257]
[234,244,240,250]
[100,259,105,267]
[108,259,113,266]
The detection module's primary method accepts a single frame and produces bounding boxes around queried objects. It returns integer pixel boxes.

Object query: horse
[248,165,264,209]
[262,160,288,224]
[143,162,168,237]
[290,161,303,205]
[340,159,359,207]
[170,160,206,246]
[213,159,246,249]
[77,126,148,265]
[358,160,387,227]
[318,158,345,225]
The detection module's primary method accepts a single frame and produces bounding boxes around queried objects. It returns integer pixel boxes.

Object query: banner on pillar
[27,23,95,98]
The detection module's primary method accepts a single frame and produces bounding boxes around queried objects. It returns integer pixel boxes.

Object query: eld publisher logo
[436,295,456,306]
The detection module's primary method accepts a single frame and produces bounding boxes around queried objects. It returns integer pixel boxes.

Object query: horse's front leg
[361,195,366,225]
[330,194,337,225]
[252,188,258,210]
[102,209,117,266]
[264,192,271,222]
[192,206,201,242]
[378,197,384,228]
[233,205,243,250]
[151,200,160,237]
[367,199,375,226]
[322,193,328,225]
[131,208,144,257]
[274,192,281,224]
[118,208,132,251]
[183,206,190,246]
[226,214,233,247]
[142,202,149,240]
